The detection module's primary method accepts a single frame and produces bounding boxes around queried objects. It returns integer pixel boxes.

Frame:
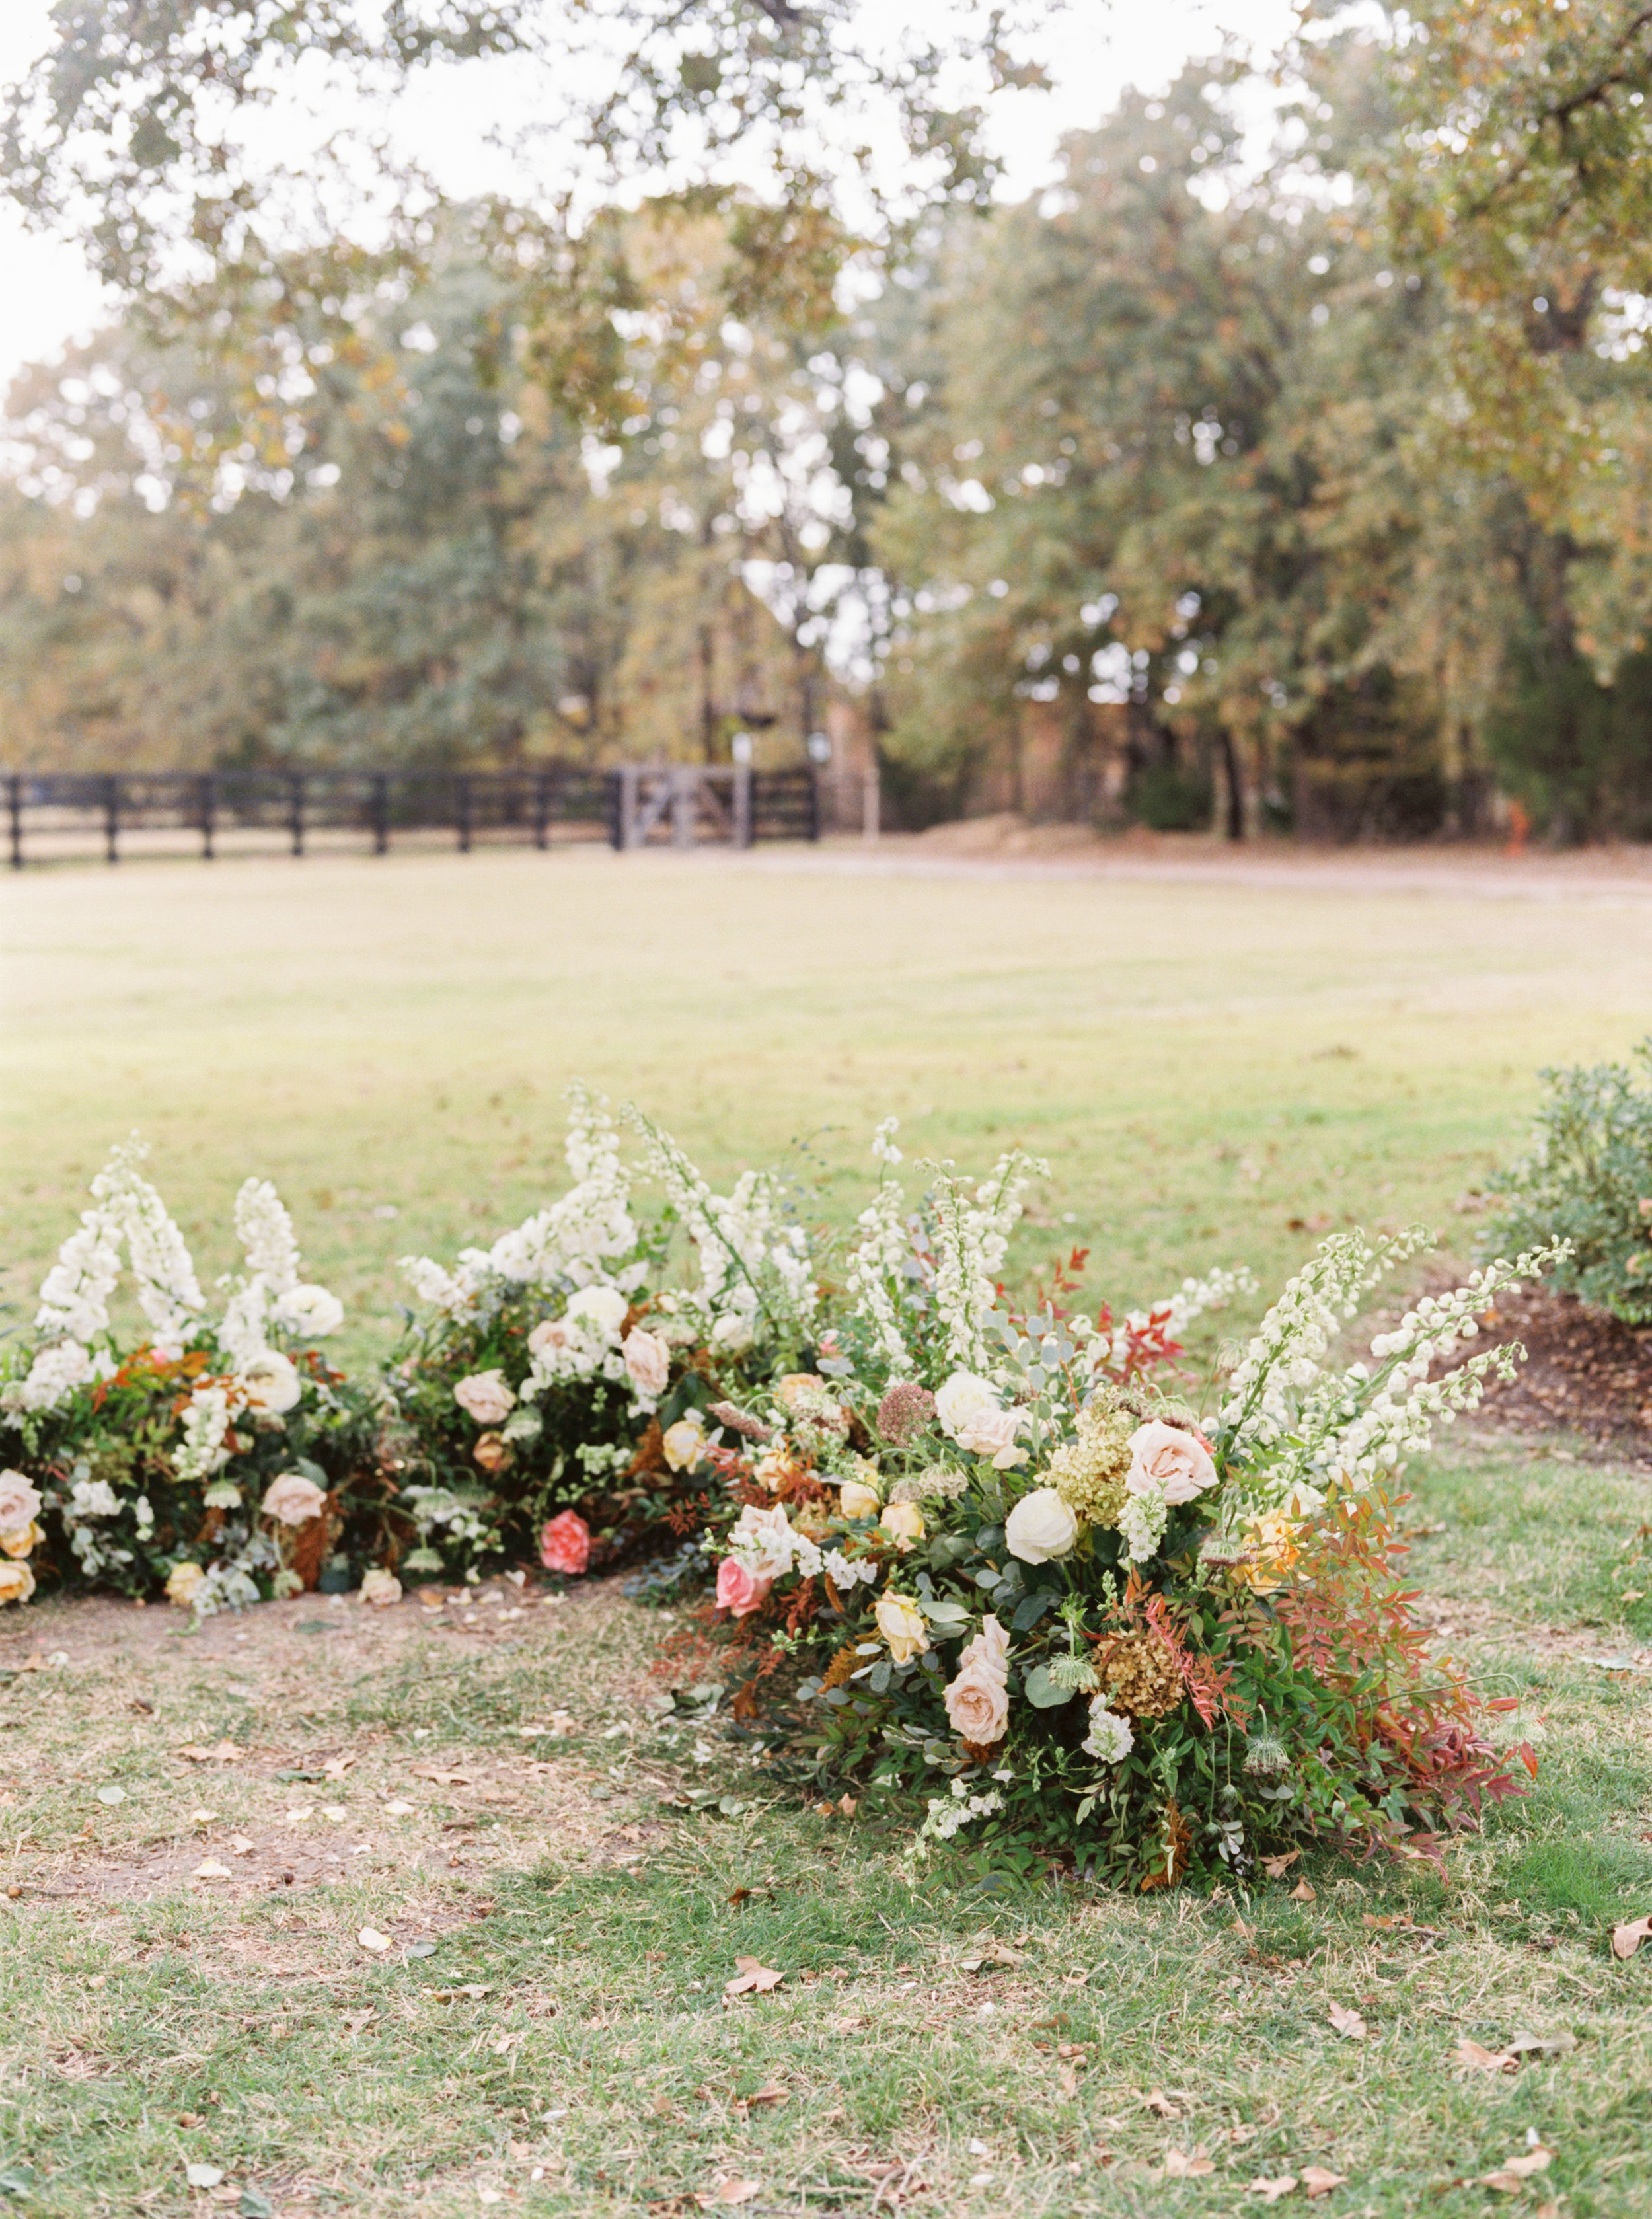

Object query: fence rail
[2,765,837,867]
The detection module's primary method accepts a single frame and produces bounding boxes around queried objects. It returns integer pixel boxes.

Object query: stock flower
[260,1472,328,1526]
[0,1559,35,1606]
[716,1555,773,1616]
[874,1592,928,1663]
[0,1472,42,1536]
[879,1502,925,1549]
[1082,1699,1135,1764]
[453,1370,515,1425]
[472,1431,513,1473]
[540,1510,592,1576]
[359,1568,402,1608]
[165,1561,206,1608]
[622,1326,670,1398]
[661,1417,707,1472]
[240,1349,303,1415]
[274,1283,344,1337]
[1005,1487,1078,1564]
[944,1614,1010,1746]
[1125,1421,1217,1505]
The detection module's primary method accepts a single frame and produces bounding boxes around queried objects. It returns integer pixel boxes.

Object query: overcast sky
[0,0,1303,391]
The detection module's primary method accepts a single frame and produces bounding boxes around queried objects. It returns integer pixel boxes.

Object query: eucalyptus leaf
[1022,1663,1074,1709]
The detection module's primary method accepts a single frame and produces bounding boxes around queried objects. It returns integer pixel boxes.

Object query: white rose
[359,1567,402,1608]
[621,1326,671,1398]
[274,1283,344,1338]
[453,1370,515,1425]
[1125,1420,1217,1506]
[955,1405,1028,1469]
[934,1371,1000,1441]
[240,1349,302,1415]
[1004,1487,1078,1565]
[565,1284,629,1341]
[0,1471,42,1536]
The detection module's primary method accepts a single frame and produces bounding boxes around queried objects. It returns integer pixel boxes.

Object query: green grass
[4,846,1652,2212]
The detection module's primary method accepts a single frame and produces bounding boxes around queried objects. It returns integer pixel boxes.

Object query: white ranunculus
[1125,1419,1217,1505]
[274,1283,344,1338]
[934,1370,1000,1441]
[564,1283,629,1340]
[239,1349,303,1415]
[1004,1486,1079,1565]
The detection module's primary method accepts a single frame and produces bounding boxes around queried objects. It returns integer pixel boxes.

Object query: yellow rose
[880,1502,925,1550]
[0,1558,34,1607]
[0,1521,42,1561]
[165,1561,206,1608]
[839,1477,881,1519]
[874,1592,928,1664]
[661,1417,707,1472]
[1238,1513,1298,1595]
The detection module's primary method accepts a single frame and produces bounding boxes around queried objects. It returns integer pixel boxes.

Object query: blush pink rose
[716,1555,774,1618]
[539,1510,591,1576]
[621,1326,671,1398]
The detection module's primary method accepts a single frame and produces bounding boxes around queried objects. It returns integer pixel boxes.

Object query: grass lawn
[3,846,1651,2214]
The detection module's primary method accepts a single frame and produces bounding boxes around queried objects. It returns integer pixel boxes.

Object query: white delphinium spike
[36,1138,203,1358]
[233,1178,301,1292]
[846,1135,914,1375]
[928,1148,1047,1373]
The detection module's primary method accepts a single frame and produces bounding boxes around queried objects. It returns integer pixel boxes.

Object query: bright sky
[0,0,1303,392]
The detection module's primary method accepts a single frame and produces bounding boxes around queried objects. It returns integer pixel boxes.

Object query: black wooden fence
[1,765,823,867]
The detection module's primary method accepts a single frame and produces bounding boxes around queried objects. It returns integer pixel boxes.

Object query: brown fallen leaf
[837,1793,858,1817]
[1262,1851,1301,1879]
[745,2081,787,2107]
[1301,2167,1346,2199]
[228,1835,256,1857]
[726,1887,752,1908]
[1248,2179,1297,2204]
[1481,2149,1552,2194]
[322,1755,357,1780]
[648,2093,680,2118]
[1289,1881,1317,1903]
[1457,2039,1517,2074]
[723,1957,784,1997]
[1611,1914,1652,1960]
[1164,2147,1215,2178]
[1507,2029,1577,2060]
[1057,2062,1078,2098]
[1361,1912,1412,1931]
[178,1741,243,1764]
[342,2009,375,2035]
[693,2178,761,2208]
[1138,2088,1180,2119]
[191,1858,233,1879]
[1230,2125,1259,2146]
[1327,2001,1367,2041]
[410,1765,471,1786]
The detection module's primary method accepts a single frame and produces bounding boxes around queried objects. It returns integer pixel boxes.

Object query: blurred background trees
[6,5,1652,841]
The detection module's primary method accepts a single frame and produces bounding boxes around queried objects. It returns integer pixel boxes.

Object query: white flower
[621,1326,670,1398]
[934,1371,1000,1440]
[1082,1700,1135,1764]
[274,1283,344,1338]
[17,1340,94,1413]
[730,1504,799,1579]
[453,1371,515,1425]
[1125,1421,1217,1505]
[955,1404,1028,1468]
[872,1115,903,1166]
[67,1478,122,1520]
[0,1473,42,1534]
[1004,1487,1078,1565]
[261,1472,329,1526]
[823,1548,878,1590]
[240,1349,303,1415]
[564,1283,628,1340]
[1118,1486,1170,1562]
[359,1568,402,1608]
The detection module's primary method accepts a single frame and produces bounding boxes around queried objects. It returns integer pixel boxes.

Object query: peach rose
[954,1404,1028,1469]
[472,1431,513,1473]
[165,1561,206,1608]
[260,1471,328,1526]
[661,1417,707,1472]
[622,1327,670,1398]
[874,1592,928,1664]
[453,1370,515,1426]
[879,1502,925,1550]
[716,1554,773,1617]
[1125,1420,1217,1505]
[540,1511,591,1576]
[839,1474,881,1520]
[944,1612,1010,1746]
[359,1567,402,1608]
[0,1558,34,1606]
[0,1522,42,1560]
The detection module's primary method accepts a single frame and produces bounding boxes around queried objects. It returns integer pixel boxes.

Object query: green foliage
[1487,1040,1652,1323]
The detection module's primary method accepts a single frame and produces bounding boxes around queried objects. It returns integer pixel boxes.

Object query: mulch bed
[1469,1286,1652,1464]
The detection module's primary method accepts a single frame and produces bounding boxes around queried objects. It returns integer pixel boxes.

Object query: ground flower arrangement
[0,1096,1562,1887]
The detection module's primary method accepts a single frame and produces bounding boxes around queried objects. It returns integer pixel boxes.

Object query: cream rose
[240,1349,302,1415]
[879,1502,925,1549]
[1125,1420,1217,1505]
[359,1567,402,1608]
[874,1592,929,1665]
[944,1612,1010,1747]
[260,1471,328,1526]
[661,1416,707,1472]
[165,1561,206,1608]
[954,1404,1028,1469]
[274,1283,345,1338]
[0,1523,42,1561]
[934,1370,999,1441]
[0,1472,42,1539]
[453,1370,515,1426]
[565,1284,629,1339]
[0,1558,35,1607]
[1004,1487,1079,1565]
[839,1478,880,1520]
[621,1326,670,1398]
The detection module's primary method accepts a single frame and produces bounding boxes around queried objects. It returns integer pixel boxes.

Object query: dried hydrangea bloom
[887,1465,968,1505]
[876,1380,936,1447]
[1047,1389,1135,1529]
[1094,1631,1184,1719]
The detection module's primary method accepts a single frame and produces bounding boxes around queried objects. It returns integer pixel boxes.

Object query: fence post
[7,775,21,870]
[455,774,472,853]
[199,772,215,860]
[862,765,880,844]
[733,763,753,849]
[620,765,639,850]
[371,774,390,854]
[806,769,821,843]
[289,772,305,858]
[533,770,551,851]
[104,774,120,864]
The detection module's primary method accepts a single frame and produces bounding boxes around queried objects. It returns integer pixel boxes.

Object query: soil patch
[1468,1287,1652,1464]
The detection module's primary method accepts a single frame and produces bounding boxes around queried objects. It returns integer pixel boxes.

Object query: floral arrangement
[678,1127,1559,1887]
[0,1139,377,1614]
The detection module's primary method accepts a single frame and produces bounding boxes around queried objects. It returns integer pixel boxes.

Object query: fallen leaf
[490,2032,521,2057]
[357,1928,392,1953]
[1262,1851,1301,1879]
[1289,1881,1317,1903]
[1301,2167,1346,2199]
[1481,2150,1552,2193]
[1249,2179,1298,2204]
[1139,2088,1180,2119]
[96,1784,126,1805]
[191,1859,233,1879]
[411,1766,471,1786]
[342,2009,375,2035]
[693,2178,761,2208]
[1612,1914,1652,1959]
[726,1887,752,1908]
[322,1756,357,1779]
[1230,2125,1259,2145]
[178,1741,242,1764]
[649,2093,679,2117]
[723,1956,784,1996]
[1361,1913,1412,1931]
[177,2111,205,2128]
[228,1835,256,1856]
[383,1800,415,1817]
[837,1793,858,1817]
[188,1809,219,1825]
[1507,2029,1577,2059]
[476,2186,504,2208]
[184,2162,225,2187]
[283,1807,313,1826]
[1327,2001,1367,2041]
[1456,2039,1517,2074]
[1164,2147,1215,2178]
[746,2081,787,2107]
[1057,2062,1078,2097]
[320,1805,348,1823]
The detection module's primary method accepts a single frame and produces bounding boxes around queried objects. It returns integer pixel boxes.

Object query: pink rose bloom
[1125,1419,1217,1505]
[621,1326,671,1398]
[454,1370,515,1426]
[716,1555,774,1618]
[539,1510,591,1576]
